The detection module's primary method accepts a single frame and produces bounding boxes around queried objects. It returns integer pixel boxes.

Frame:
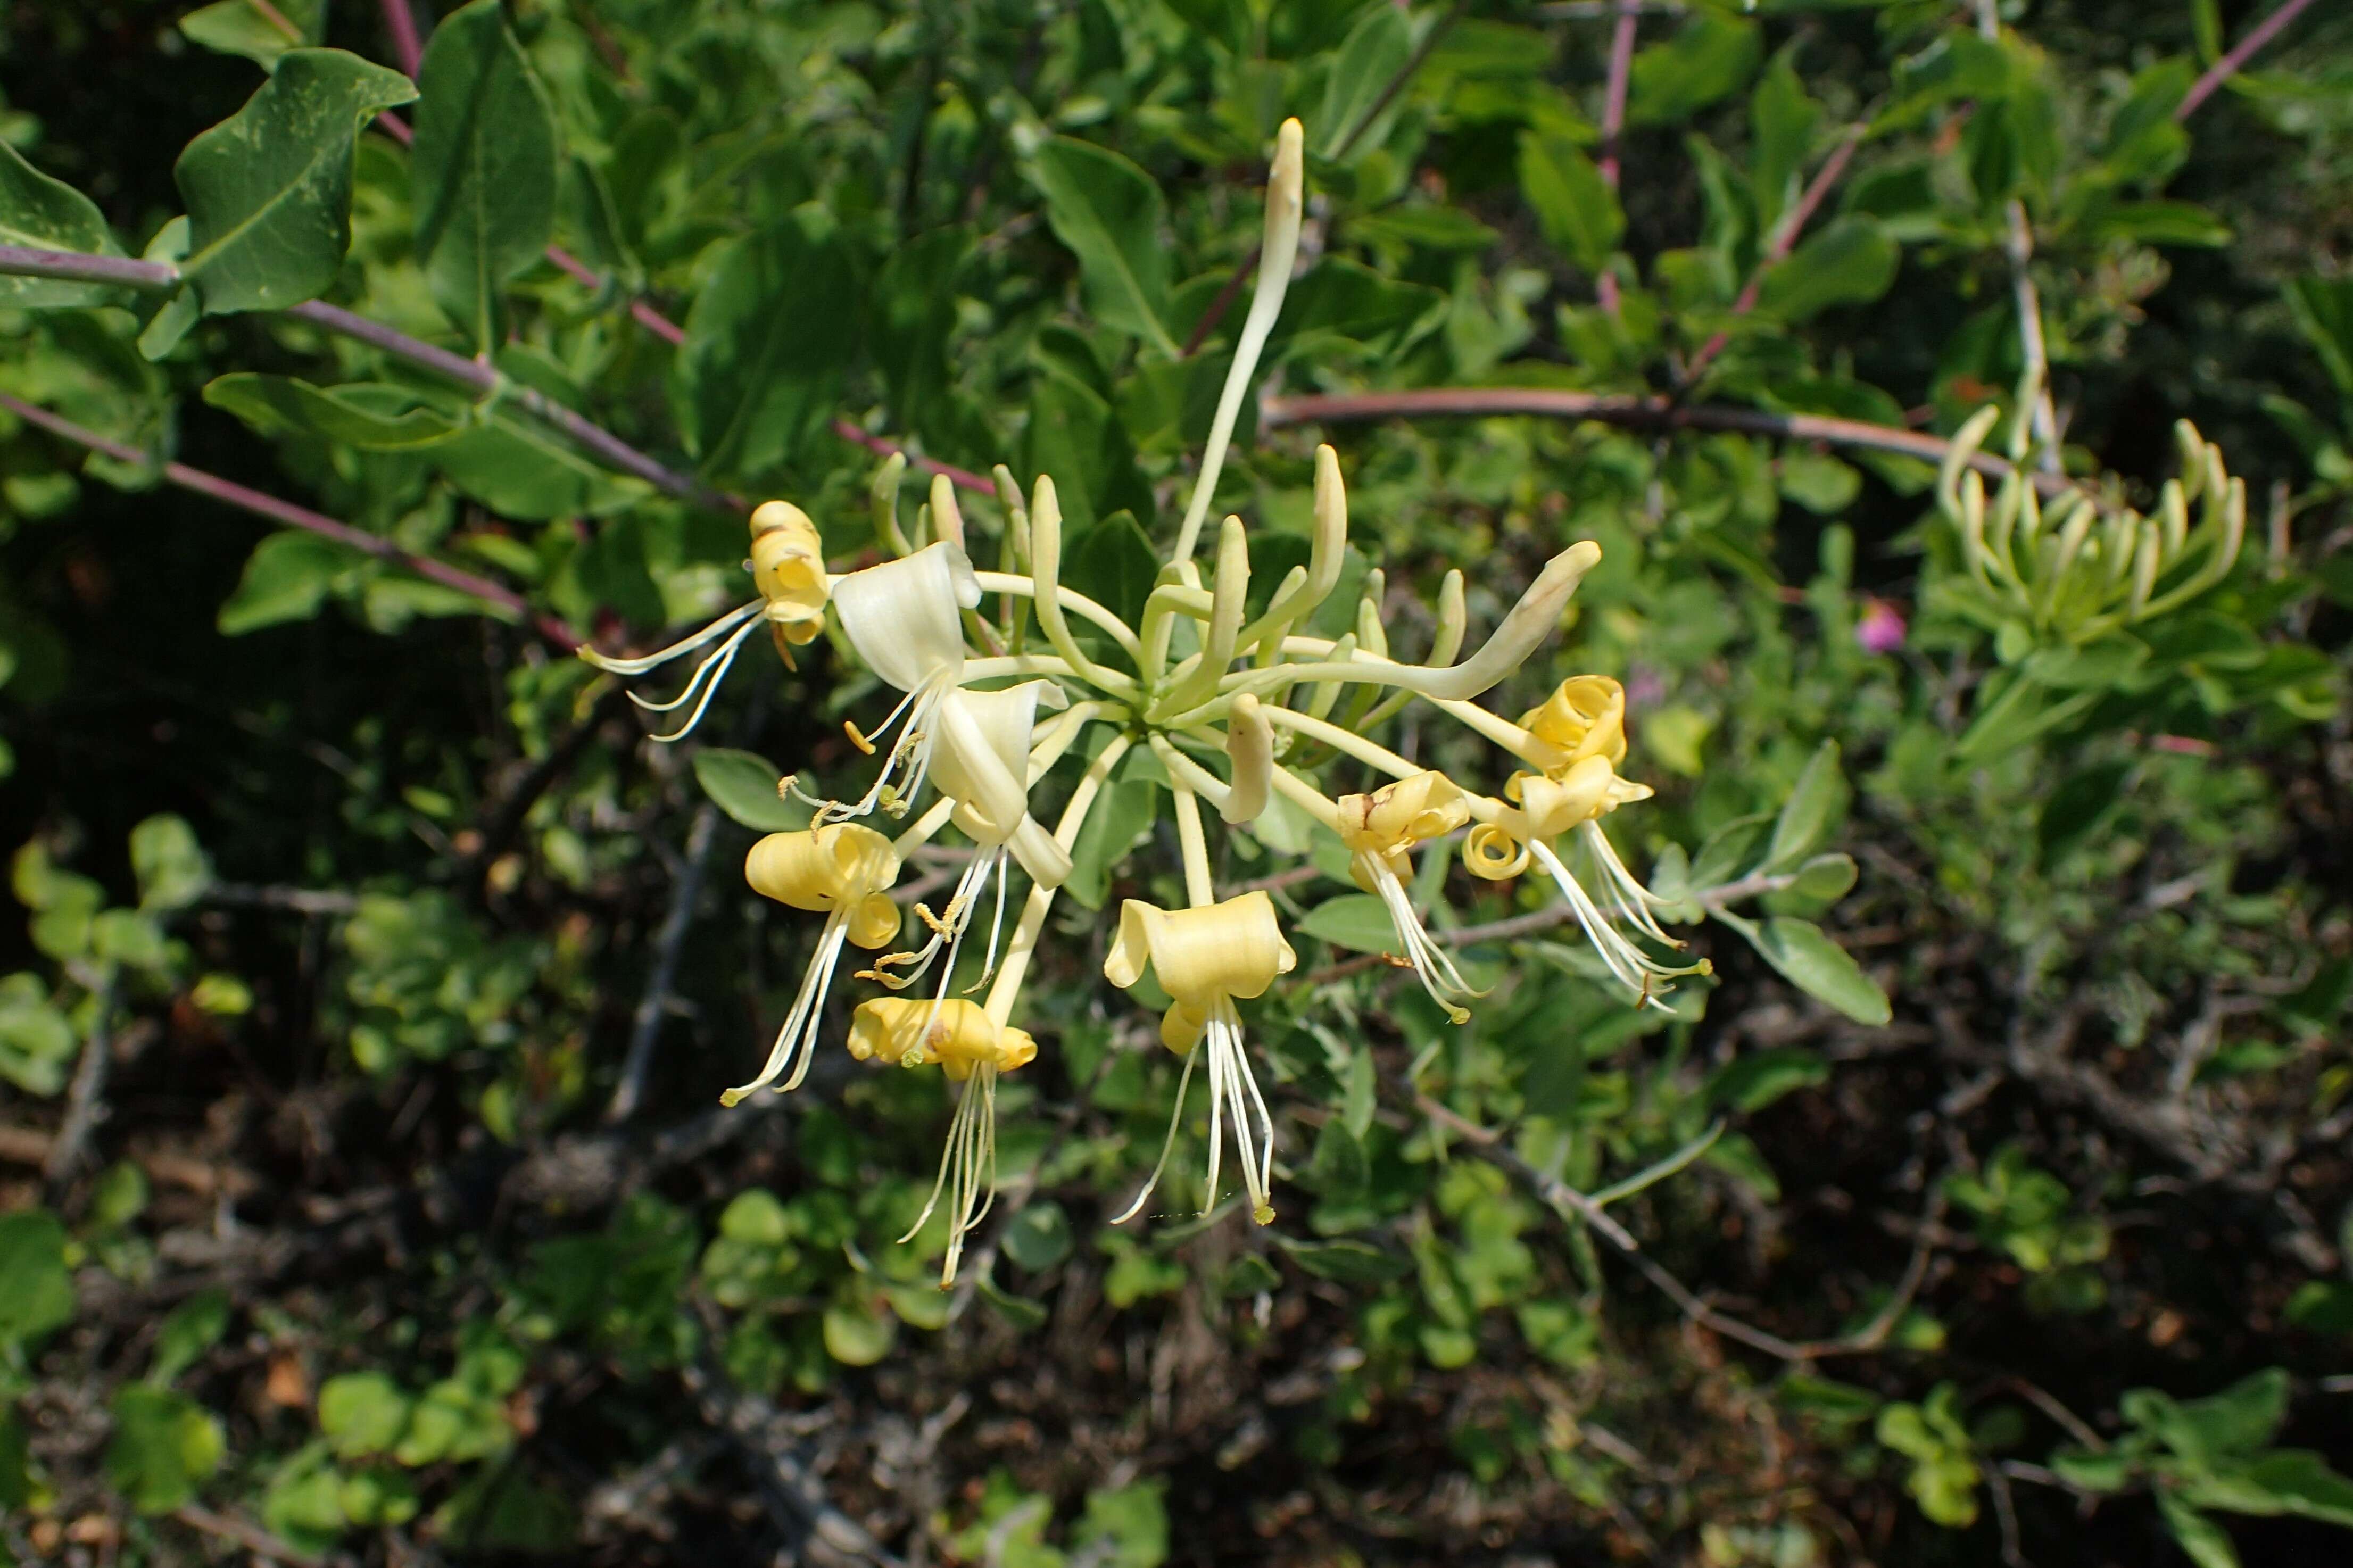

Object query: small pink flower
[1856,598,1907,654]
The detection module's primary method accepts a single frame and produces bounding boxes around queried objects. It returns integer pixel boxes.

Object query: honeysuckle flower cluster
[1935,407,2246,646]
[584,120,1705,1285]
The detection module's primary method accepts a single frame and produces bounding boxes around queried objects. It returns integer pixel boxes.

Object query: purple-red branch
[0,392,578,651]
[380,0,426,78]
[2176,0,2318,121]
[1685,128,1865,382]
[1593,1,1641,314]
[830,421,993,496]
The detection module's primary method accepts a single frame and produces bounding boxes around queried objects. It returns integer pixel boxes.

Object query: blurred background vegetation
[3,0,2351,1563]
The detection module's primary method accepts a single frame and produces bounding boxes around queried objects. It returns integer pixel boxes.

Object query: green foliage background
[3,0,2352,1563]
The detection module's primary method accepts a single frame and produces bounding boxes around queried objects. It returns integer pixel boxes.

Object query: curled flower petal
[1336,769,1470,881]
[1517,675,1629,771]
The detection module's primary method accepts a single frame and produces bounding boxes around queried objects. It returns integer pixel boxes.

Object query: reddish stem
[1685,128,1863,382]
[1593,2,1640,314]
[545,245,687,345]
[380,0,426,78]
[2176,0,2318,121]
[830,421,994,496]
[1,392,578,651]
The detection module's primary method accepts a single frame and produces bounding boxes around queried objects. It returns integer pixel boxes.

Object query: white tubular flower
[864,681,1073,1002]
[827,541,983,819]
[1104,891,1297,1225]
[1335,770,1481,1024]
[583,501,832,742]
[722,825,902,1105]
[848,998,1039,1288]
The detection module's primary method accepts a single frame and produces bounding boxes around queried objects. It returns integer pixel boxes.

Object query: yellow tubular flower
[850,998,1040,1287]
[1104,892,1296,1225]
[720,825,902,1106]
[1335,771,1481,1023]
[1516,675,1628,775]
[1463,773,1704,1008]
[581,498,836,742]
[749,501,830,645]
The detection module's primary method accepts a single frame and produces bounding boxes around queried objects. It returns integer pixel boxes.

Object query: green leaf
[2037,760,2132,867]
[1778,450,1860,514]
[1001,1202,1074,1273]
[1318,2,1413,157]
[1721,912,1891,1025]
[1266,259,1445,357]
[0,1210,76,1350]
[2236,1450,2353,1527]
[1075,1483,1171,1568]
[823,1298,899,1366]
[1064,511,1161,628]
[1627,15,1761,128]
[1276,1235,1412,1284]
[318,1372,412,1459]
[0,974,76,1095]
[1767,741,1847,868]
[674,210,859,478]
[179,0,325,69]
[872,225,975,438]
[1022,373,1151,532]
[976,1272,1051,1330]
[0,142,123,308]
[204,374,461,450]
[218,531,352,635]
[1296,894,1398,956]
[1750,54,1820,236]
[2157,1490,2242,1568]
[173,49,419,314]
[2050,1446,2137,1494]
[411,1,560,350]
[130,815,210,912]
[433,408,651,520]
[1755,217,1899,323]
[2084,200,2230,248]
[1518,130,1622,275]
[1064,765,1159,911]
[691,749,813,834]
[1306,1117,1369,1200]
[1706,1047,1828,1114]
[2172,1370,2292,1459]
[2283,277,2353,399]
[149,1289,231,1386]
[107,1386,225,1514]
[1030,137,1179,354]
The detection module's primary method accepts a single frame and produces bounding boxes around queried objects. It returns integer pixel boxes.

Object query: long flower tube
[583,501,831,739]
